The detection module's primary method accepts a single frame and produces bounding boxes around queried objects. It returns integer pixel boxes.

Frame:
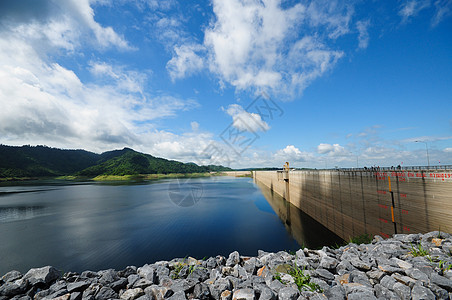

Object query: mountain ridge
[0,145,232,178]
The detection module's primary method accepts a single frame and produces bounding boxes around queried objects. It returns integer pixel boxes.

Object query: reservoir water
[0,176,342,275]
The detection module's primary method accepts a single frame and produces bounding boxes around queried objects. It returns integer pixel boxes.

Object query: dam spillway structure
[253,167,452,241]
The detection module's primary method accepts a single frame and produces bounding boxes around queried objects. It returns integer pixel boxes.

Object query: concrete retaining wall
[253,170,452,240]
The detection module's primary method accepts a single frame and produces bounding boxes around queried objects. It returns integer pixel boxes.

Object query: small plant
[275,265,322,292]
[349,233,372,245]
[410,243,430,257]
[438,260,452,272]
[288,265,322,293]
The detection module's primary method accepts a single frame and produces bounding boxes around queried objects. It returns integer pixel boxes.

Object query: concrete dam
[253,169,452,241]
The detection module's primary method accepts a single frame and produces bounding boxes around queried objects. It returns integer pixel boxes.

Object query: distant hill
[0,145,232,178]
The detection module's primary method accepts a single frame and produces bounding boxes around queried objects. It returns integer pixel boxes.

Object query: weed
[349,233,372,245]
[274,265,322,293]
[288,265,322,293]
[438,260,452,272]
[410,243,430,257]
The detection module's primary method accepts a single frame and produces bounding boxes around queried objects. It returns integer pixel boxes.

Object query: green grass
[410,243,430,257]
[274,265,322,293]
[349,233,373,245]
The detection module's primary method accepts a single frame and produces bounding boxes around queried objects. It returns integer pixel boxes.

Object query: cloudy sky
[0,0,451,169]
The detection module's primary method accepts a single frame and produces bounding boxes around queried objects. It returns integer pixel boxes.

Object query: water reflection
[0,206,49,223]
[255,180,344,249]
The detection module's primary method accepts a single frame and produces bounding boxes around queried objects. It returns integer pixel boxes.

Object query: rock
[374,284,395,299]
[393,282,411,300]
[366,270,384,281]
[405,268,429,283]
[232,288,255,300]
[95,286,118,300]
[346,292,377,300]
[80,271,97,279]
[314,269,334,281]
[120,288,145,300]
[118,266,137,278]
[209,278,232,300]
[319,256,338,270]
[324,285,345,300]
[379,275,397,291]
[69,292,82,300]
[167,291,187,300]
[428,283,449,299]
[144,285,172,300]
[1,270,22,283]
[256,266,269,278]
[82,283,101,299]
[220,290,232,300]
[128,274,141,288]
[226,251,240,267]
[430,273,452,292]
[98,269,119,285]
[411,284,436,300]
[350,258,372,271]
[279,274,294,284]
[391,273,416,288]
[23,266,61,286]
[187,267,209,282]
[171,278,197,293]
[67,280,90,293]
[244,258,258,275]
[138,265,158,283]
[0,282,27,297]
[109,278,128,292]
[193,282,210,300]
[52,293,71,300]
[278,287,299,300]
[254,285,276,300]
[133,278,154,289]
[268,280,285,293]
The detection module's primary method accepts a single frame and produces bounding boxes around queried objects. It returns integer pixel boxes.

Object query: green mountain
[0,145,232,178]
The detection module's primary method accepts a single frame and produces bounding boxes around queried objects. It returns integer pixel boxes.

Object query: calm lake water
[0,177,342,275]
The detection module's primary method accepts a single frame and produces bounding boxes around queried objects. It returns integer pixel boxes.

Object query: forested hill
[0,145,232,178]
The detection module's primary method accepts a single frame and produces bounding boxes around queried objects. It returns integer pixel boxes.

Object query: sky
[0,0,451,169]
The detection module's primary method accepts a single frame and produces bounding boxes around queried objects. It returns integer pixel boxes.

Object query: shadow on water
[255,180,344,249]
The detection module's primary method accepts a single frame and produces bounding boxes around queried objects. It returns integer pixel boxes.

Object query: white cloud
[444,148,452,152]
[224,104,270,133]
[167,44,205,81]
[399,0,431,22]
[356,20,370,49]
[274,145,308,163]
[317,143,347,156]
[0,2,205,160]
[433,0,452,26]
[168,0,350,96]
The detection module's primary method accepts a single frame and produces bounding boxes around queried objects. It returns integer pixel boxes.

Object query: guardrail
[309,165,452,172]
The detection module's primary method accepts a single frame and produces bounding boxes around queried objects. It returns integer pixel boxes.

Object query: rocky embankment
[1,232,452,300]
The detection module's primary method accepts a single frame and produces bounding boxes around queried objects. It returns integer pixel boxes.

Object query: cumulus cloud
[224,104,270,133]
[167,44,205,81]
[168,0,349,96]
[0,0,132,50]
[317,143,347,156]
[0,0,206,160]
[274,145,308,163]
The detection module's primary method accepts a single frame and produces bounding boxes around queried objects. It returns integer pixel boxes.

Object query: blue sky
[0,0,451,169]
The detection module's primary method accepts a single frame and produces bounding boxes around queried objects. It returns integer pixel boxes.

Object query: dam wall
[253,169,452,241]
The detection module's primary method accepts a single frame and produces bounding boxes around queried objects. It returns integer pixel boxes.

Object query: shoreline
[1,232,451,299]
[0,172,230,183]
